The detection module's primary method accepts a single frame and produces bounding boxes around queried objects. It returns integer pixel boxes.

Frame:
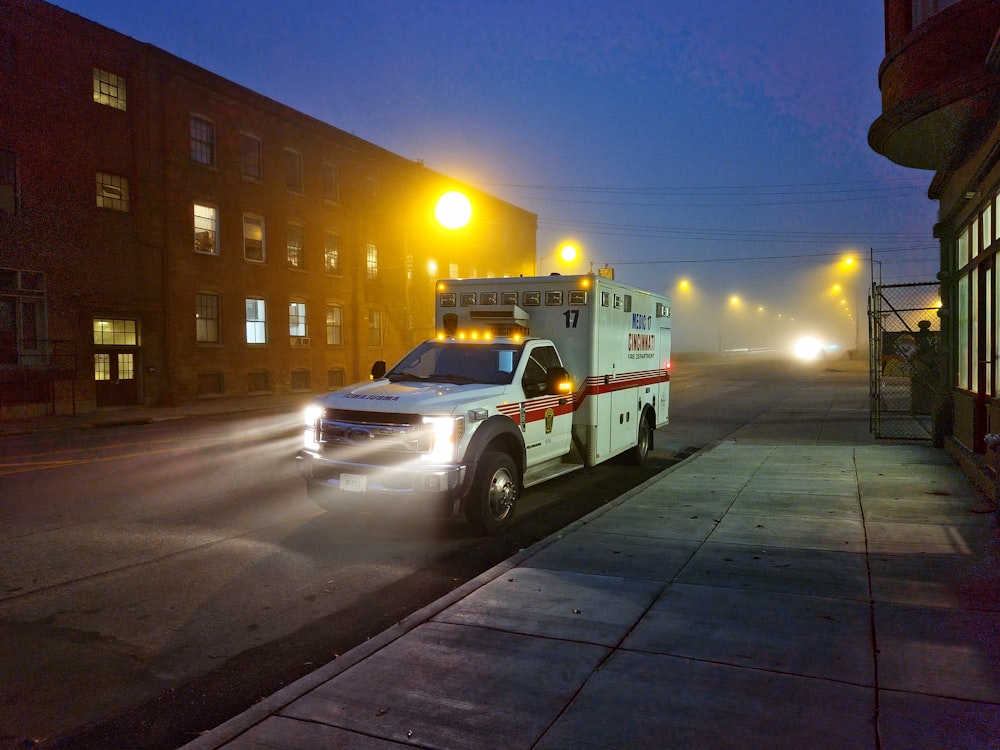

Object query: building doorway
[93,318,139,407]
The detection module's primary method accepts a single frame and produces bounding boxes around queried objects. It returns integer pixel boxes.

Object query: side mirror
[370,360,387,380]
[545,366,573,396]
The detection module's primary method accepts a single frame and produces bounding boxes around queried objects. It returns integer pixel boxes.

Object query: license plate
[340,473,367,492]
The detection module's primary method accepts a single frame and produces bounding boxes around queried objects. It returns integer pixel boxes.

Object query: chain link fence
[869,282,942,440]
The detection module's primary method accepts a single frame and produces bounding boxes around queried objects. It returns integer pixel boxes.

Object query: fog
[616,257,879,360]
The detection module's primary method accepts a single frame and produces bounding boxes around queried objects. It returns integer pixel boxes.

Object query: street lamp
[538,240,582,274]
[434,190,472,231]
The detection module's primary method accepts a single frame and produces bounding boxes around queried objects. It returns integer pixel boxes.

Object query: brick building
[0,0,537,415]
[870,0,1000,487]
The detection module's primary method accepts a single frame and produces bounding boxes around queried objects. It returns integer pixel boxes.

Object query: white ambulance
[297,274,671,534]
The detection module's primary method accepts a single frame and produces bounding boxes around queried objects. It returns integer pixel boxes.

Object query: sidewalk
[179,369,1000,748]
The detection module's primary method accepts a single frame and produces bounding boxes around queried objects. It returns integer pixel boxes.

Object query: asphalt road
[0,352,845,749]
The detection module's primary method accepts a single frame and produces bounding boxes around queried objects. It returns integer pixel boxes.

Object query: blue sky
[52,0,939,351]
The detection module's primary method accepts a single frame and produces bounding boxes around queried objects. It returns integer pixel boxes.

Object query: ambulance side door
[518,344,574,466]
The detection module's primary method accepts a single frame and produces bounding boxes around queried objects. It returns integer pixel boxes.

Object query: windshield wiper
[386,372,428,382]
[432,373,478,384]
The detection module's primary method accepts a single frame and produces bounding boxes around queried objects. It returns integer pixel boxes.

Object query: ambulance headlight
[304,404,323,427]
[422,416,465,463]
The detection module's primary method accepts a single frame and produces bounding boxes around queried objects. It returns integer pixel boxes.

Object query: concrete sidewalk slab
[433,567,662,645]
[521,531,700,581]
[277,621,607,750]
[533,650,877,750]
[677,542,871,600]
[622,583,874,684]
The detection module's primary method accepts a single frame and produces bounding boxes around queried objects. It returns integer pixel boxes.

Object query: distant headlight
[793,337,825,360]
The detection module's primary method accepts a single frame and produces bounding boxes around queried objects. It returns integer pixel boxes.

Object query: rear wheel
[626,411,652,466]
[464,451,519,535]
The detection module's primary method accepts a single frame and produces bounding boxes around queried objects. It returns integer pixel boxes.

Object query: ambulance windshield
[387,341,522,385]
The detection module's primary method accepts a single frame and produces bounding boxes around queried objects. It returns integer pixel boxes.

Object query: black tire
[464,451,519,535]
[626,411,652,466]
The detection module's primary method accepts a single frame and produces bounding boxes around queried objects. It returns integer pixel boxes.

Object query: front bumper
[296,449,473,499]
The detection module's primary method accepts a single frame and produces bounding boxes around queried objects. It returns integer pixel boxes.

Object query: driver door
[519,344,573,465]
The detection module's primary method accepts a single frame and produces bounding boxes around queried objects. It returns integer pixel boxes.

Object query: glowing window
[194,203,218,254]
[244,215,265,262]
[96,172,129,212]
[324,232,340,273]
[289,301,307,337]
[287,224,305,268]
[366,242,378,280]
[93,318,137,345]
[93,68,126,110]
[94,353,110,380]
[245,298,266,344]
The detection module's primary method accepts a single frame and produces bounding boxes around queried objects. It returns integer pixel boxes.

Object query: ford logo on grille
[345,427,375,442]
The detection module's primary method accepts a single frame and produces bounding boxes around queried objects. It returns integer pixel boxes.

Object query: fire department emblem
[545,407,554,434]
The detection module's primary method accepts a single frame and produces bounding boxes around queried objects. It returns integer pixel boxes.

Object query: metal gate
[869,281,942,440]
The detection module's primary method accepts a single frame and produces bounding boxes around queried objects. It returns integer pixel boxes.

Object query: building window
[322,163,339,202]
[96,172,129,212]
[94,352,110,380]
[284,149,303,193]
[364,177,377,208]
[0,149,16,215]
[245,298,267,344]
[324,232,340,273]
[366,242,378,280]
[248,369,270,394]
[194,203,218,255]
[291,369,311,391]
[327,368,345,389]
[93,318,137,345]
[196,293,220,343]
[368,309,383,347]
[1,269,46,360]
[93,68,126,110]
[289,301,308,338]
[190,116,215,166]
[197,372,224,397]
[287,224,305,268]
[240,133,262,180]
[326,305,343,345]
[244,214,265,262]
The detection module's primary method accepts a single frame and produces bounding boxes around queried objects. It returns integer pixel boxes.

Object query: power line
[489,178,926,206]
[540,218,932,245]
[590,246,936,266]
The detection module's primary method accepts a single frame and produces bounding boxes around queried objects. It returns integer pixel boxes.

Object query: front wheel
[464,451,519,535]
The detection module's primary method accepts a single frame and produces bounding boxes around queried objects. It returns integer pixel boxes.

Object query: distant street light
[538,239,582,274]
[559,243,578,263]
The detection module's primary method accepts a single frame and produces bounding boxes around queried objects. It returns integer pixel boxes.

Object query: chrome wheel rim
[487,467,516,520]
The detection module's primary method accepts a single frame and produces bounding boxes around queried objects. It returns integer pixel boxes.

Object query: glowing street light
[558,243,579,263]
[434,190,472,230]
[538,239,582,274]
